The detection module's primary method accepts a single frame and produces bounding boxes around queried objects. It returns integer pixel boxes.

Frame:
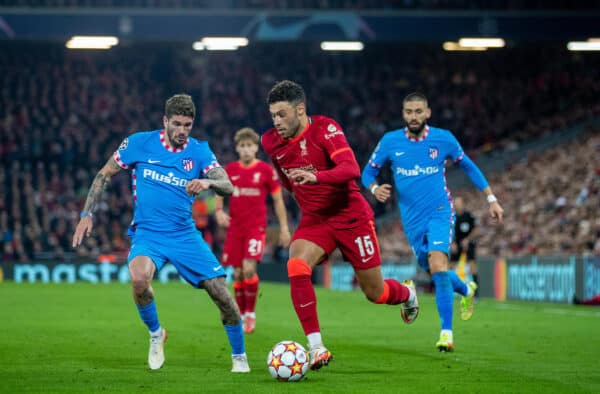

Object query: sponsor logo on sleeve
[325,123,344,139]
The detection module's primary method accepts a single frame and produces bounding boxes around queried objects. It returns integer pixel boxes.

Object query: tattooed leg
[129,256,161,334]
[129,256,156,306]
[203,277,241,325]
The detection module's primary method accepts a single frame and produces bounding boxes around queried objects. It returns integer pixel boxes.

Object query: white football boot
[231,353,251,373]
[148,328,167,370]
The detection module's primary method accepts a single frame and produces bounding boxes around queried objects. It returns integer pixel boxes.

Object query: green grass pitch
[1,281,599,393]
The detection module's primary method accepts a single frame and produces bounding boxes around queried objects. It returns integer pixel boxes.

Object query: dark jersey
[454,211,476,243]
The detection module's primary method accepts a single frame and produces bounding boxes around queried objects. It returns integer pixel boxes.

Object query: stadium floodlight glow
[193,37,249,51]
[442,41,487,51]
[320,41,364,51]
[193,42,240,51]
[201,37,248,47]
[458,38,505,48]
[205,44,243,51]
[567,41,600,51]
[66,36,119,49]
[192,42,206,51]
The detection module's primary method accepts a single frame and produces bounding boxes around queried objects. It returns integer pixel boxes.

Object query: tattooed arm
[185,167,234,197]
[205,167,234,196]
[72,158,123,247]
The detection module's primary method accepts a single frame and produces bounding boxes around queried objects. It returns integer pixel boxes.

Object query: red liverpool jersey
[261,115,373,228]
[225,160,281,229]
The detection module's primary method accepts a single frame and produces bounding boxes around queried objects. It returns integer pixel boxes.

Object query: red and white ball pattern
[267,340,309,382]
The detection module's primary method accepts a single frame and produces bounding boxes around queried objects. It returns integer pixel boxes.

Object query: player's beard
[407,120,426,135]
[167,127,188,149]
[286,115,302,139]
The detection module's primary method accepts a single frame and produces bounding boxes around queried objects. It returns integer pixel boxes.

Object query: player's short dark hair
[403,92,428,106]
[234,127,259,145]
[267,80,306,106]
[165,94,195,119]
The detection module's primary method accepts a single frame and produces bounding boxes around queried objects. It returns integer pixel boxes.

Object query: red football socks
[375,279,410,305]
[243,274,259,314]
[288,258,320,335]
[233,280,245,314]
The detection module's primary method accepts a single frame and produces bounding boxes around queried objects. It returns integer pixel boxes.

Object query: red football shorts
[222,228,266,267]
[292,216,381,270]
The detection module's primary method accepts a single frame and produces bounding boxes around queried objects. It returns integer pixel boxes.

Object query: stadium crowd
[1,42,599,262]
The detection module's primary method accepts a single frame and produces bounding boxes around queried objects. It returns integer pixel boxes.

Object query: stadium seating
[1,42,598,260]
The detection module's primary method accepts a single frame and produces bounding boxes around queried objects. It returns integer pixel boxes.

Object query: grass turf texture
[1,281,599,393]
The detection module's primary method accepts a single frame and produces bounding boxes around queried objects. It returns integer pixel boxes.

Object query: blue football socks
[432,271,453,331]
[448,270,469,296]
[224,322,246,355]
[137,300,160,332]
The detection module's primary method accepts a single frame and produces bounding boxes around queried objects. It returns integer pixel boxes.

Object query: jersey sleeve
[446,131,465,162]
[319,119,355,161]
[449,131,489,190]
[197,142,222,176]
[314,120,360,184]
[361,135,389,188]
[113,134,140,169]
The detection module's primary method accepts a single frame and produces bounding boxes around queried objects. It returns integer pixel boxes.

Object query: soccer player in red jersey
[261,80,420,370]
[215,127,291,334]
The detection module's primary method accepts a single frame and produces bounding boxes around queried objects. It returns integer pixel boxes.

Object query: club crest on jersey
[429,147,438,159]
[300,139,308,156]
[182,158,194,171]
[253,172,261,184]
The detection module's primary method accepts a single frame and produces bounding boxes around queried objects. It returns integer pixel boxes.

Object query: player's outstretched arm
[186,167,234,196]
[457,154,504,224]
[72,158,122,248]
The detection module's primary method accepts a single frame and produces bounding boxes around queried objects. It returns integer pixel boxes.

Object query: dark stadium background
[1,1,599,303]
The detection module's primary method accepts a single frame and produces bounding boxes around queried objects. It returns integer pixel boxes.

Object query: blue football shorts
[405,209,455,271]
[128,228,225,287]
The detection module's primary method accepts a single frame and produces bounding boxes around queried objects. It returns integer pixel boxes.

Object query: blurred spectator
[0,41,598,260]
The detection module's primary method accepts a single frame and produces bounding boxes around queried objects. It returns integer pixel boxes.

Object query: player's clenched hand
[215,209,231,227]
[373,184,392,203]
[186,179,211,195]
[72,217,93,248]
[288,169,317,185]
[489,201,504,224]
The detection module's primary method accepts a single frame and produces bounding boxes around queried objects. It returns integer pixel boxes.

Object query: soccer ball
[267,340,309,381]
